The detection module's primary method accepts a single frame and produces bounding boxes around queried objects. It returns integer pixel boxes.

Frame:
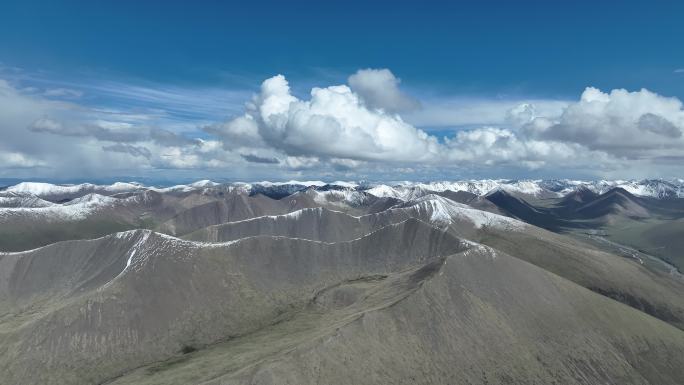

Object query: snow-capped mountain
[2,181,148,202]
[364,179,684,200]
[395,194,527,230]
[0,193,120,221]
[588,179,684,199]
[0,191,55,208]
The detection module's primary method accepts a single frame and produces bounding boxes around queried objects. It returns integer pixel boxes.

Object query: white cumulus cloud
[234,74,441,162]
[525,87,684,160]
[348,68,420,112]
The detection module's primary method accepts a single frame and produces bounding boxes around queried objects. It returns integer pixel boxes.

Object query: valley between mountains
[1,179,683,385]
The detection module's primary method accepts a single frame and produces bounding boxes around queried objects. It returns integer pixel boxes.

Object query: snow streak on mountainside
[404,194,527,229]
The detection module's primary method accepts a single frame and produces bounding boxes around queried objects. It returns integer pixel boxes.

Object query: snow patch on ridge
[0,192,126,222]
[406,194,527,230]
[0,192,55,208]
[310,189,369,206]
[5,181,144,198]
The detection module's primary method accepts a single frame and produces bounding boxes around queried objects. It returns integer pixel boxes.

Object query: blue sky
[0,0,683,182]
[3,1,683,97]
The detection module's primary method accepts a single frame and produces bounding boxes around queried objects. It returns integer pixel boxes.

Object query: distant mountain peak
[2,179,682,208]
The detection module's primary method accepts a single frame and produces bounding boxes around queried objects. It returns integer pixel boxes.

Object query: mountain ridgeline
[1,179,683,384]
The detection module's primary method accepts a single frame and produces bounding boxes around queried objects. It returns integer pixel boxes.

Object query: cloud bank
[524,87,684,161]
[1,69,683,180]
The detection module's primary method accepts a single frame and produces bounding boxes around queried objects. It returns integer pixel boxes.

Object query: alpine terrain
[1,179,683,384]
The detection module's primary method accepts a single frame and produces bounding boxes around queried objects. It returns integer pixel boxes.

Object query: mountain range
[4,178,684,201]
[1,178,683,384]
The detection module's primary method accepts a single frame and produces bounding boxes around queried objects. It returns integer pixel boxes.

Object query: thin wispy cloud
[0,66,251,130]
[43,87,84,98]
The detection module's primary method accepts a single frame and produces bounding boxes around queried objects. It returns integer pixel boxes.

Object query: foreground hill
[0,220,464,384]
[2,224,683,385]
[112,248,684,385]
